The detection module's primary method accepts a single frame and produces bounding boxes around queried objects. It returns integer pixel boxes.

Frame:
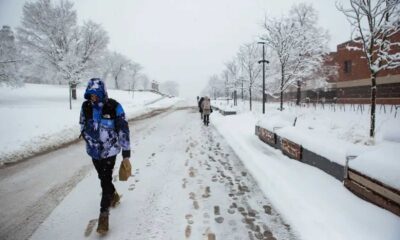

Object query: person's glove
[119,158,132,181]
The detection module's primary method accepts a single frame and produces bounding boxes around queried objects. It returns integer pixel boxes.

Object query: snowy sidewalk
[30,108,297,240]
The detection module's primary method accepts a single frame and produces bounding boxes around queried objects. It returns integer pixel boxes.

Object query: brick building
[331,32,400,104]
[282,32,400,105]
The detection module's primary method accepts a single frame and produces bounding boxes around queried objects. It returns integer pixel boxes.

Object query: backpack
[203,99,211,110]
[81,98,120,130]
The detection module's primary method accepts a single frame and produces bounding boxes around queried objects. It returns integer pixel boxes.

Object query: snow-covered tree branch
[237,42,262,110]
[261,3,329,110]
[0,26,22,86]
[17,0,109,86]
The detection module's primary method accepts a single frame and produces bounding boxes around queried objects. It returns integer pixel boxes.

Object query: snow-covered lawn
[211,103,400,240]
[0,84,180,166]
[187,97,400,238]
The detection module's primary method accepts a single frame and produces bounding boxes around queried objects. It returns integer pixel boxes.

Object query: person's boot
[110,191,120,208]
[97,212,109,235]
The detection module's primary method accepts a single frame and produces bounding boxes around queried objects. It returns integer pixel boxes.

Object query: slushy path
[29,107,298,240]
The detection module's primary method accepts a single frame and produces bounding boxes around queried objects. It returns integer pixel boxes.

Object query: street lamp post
[258,42,269,114]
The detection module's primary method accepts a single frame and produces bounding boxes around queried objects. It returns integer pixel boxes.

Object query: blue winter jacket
[79,78,131,160]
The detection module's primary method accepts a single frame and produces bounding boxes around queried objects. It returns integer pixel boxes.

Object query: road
[1,105,298,240]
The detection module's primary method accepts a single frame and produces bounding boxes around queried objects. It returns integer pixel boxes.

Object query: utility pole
[258,42,269,114]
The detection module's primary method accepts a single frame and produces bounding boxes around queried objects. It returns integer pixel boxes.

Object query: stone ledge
[258,128,277,146]
[255,125,400,216]
[256,125,344,180]
[219,110,237,116]
[211,105,237,116]
[281,138,302,160]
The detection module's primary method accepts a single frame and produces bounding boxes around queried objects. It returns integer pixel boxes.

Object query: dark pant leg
[92,156,116,213]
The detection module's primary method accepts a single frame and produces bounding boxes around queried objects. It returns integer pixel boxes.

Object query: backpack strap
[102,98,118,119]
[81,99,120,131]
[79,100,92,140]
[82,100,92,120]
[82,98,119,120]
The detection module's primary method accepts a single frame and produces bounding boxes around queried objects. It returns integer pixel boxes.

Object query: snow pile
[350,142,400,189]
[211,100,238,113]
[381,119,400,143]
[251,103,399,165]
[212,111,400,240]
[0,84,179,166]
[258,110,295,131]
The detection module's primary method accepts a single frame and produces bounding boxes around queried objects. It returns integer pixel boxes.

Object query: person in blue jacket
[79,78,131,234]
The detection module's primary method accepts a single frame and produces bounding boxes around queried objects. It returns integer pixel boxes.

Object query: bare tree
[139,74,150,90]
[204,74,224,100]
[290,3,329,105]
[337,0,400,138]
[0,26,22,86]
[237,42,262,111]
[221,69,231,103]
[160,81,179,96]
[261,8,328,110]
[17,0,108,101]
[225,59,241,103]
[105,52,130,89]
[127,62,142,98]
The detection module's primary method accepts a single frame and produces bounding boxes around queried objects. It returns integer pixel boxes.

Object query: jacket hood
[84,78,108,102]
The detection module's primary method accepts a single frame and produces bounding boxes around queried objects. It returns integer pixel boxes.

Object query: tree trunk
[280,67,285,111]
[234,90,237,106]
[249,87,252,111]
[114,76,119,89]
[280,79,284,111]
[296,80,301,105]
[70,82,78,100]
[241,80,244,101]
[370,74,377,138]
[71,87,77,100]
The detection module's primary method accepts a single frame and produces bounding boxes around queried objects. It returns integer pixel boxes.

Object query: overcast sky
[0,0,352,98]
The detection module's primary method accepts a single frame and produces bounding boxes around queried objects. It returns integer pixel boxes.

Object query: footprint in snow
[84,219,98,237]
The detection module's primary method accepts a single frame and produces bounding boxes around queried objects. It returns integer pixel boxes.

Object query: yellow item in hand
[119,158,132,181]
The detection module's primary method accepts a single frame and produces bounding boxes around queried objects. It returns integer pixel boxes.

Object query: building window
[344,60,352,73]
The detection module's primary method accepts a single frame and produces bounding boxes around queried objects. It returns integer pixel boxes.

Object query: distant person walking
[79,78,132,235]
[201,96,212,126]
[198,96,205,120]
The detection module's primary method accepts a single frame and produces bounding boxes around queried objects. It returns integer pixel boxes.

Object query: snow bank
[0,84,178,166]
[350,141,400,190]
[252,102,399,167]
[212,111,400,240]
[257,111,295,131]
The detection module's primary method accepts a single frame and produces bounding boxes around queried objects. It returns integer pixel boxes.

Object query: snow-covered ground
[28,107,297,240]
[0,84,179,166]
[212,100,400,189]
[210,101,400,240]
[1,86,399,240]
